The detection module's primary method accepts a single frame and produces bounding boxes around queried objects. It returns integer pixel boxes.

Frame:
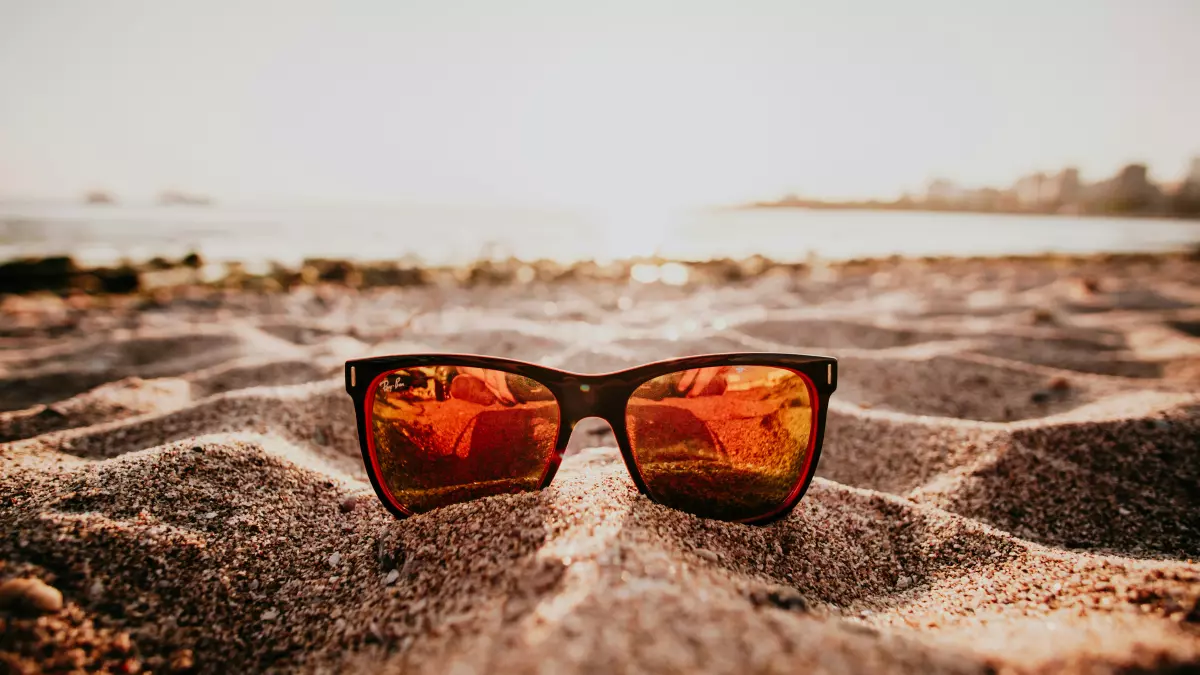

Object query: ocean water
[1,201,1199,266]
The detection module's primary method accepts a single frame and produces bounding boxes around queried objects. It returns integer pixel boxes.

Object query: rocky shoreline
[2,249,1197,297]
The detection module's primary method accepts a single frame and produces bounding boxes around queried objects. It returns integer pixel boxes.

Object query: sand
[1,254,1199,673]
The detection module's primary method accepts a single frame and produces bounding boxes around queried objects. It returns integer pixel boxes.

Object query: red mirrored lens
[367,366,560,513]
[625,366,816,521]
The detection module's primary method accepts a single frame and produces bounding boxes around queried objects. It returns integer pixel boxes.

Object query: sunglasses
[344,353,837,524]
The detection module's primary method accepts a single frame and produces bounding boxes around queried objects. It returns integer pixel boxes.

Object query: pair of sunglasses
[344,353,837,523]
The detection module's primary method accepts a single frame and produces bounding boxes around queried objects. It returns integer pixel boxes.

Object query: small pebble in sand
[339,495,359,513]
[385,569,400,585]
[1048,376,1071,392]
[1031,377,1072,404]
[111,632,133,654]
[170,648,195,672]
[747,586,809,612]
[1076,277,1102,295]
[695,549,720,563]
[329,552,343,566]
[0,577,64,615]
[1028,307,1057,325]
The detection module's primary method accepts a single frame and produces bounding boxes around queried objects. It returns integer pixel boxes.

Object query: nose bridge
[556,374,625,427]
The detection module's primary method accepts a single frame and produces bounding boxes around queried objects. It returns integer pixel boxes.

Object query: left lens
[367,366,560,513]
[625,365,817,521]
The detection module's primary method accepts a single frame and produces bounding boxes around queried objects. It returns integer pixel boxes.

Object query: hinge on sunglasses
[827,364,833,385]
[351,366,356,387]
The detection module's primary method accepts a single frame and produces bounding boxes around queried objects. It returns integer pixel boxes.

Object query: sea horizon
[2,200,1200,268]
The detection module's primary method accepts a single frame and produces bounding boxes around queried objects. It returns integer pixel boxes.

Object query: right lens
[367,366,560,513]
[625,365,816,521]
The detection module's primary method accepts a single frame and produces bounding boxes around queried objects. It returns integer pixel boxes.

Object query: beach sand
[2,254,1199,673]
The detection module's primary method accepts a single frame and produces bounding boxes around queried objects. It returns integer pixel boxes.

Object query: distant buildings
[920,161,1191,217]
[1010,168,1081,212]
[925,179,963,205]
[1085,164,1161,213]
[158,190,213,206]
[1172,158,1200,216]
[1013,172,1046,209]
[80,190,214,206]
[84,190,116,205]
[750,159,1200,218]
[1046,168,1081,207]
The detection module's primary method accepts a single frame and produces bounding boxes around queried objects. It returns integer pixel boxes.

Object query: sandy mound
[3,255,1200,673]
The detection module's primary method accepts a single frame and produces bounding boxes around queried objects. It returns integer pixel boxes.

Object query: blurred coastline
[3,201,1200,292]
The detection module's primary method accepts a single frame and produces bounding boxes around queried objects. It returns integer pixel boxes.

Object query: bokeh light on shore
[631,262,690,286]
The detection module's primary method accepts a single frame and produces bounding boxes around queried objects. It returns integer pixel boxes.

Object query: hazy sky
[1,0,1197,211]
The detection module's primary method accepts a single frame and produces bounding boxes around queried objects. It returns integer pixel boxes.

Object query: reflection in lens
[625,366,815,521]
[369,366,560,513]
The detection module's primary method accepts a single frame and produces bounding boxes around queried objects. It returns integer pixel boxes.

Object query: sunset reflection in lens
[369,366,560,513]
[625,366,815,521]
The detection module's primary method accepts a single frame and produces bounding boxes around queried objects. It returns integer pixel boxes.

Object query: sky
[0,0,1198,213]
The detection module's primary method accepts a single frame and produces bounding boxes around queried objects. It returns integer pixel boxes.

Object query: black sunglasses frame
[345,352,837,524]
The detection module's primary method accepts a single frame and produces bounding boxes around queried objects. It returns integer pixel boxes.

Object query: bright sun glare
[588,202,679,260]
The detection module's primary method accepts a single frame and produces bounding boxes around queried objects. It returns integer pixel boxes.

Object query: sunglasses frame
[345,352,837,524]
